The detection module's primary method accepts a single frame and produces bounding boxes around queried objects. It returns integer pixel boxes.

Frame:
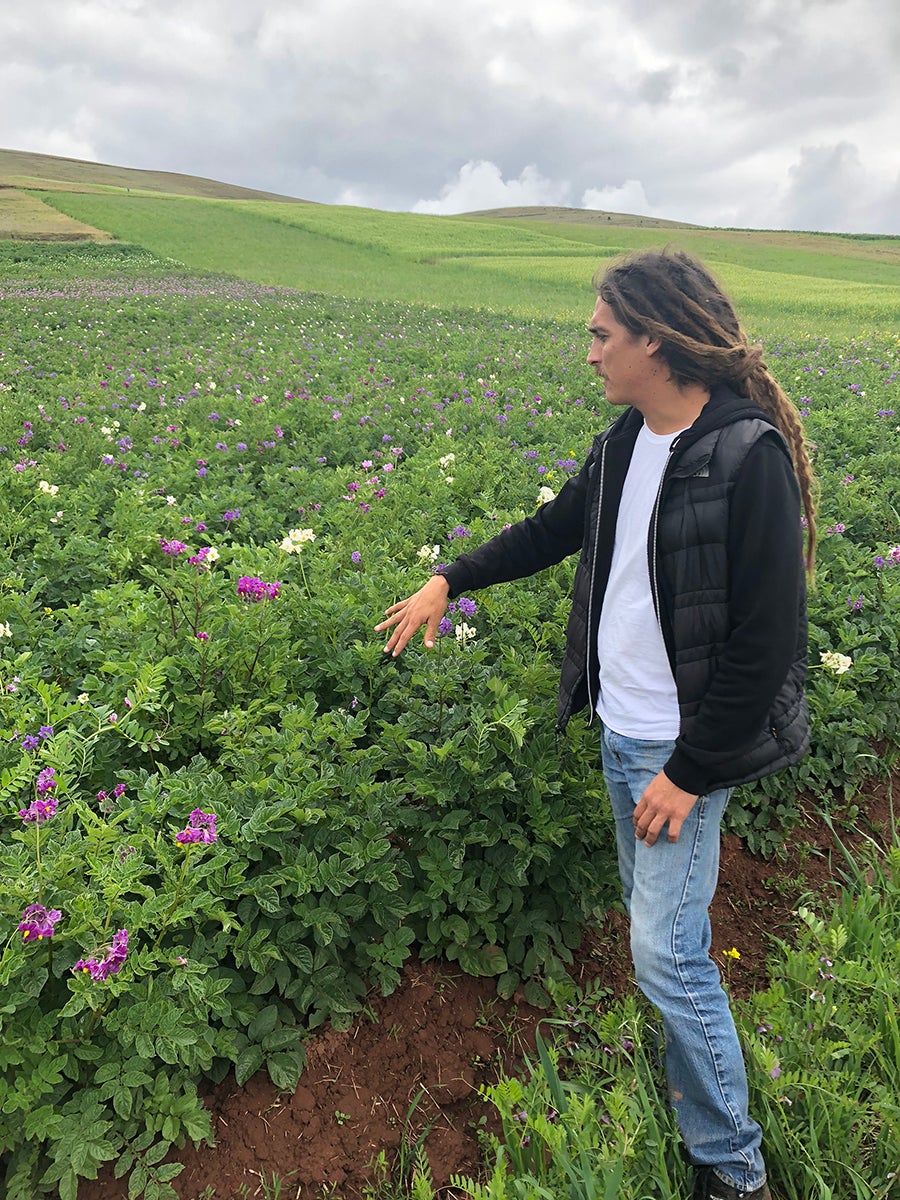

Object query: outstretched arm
[375,574,450,657]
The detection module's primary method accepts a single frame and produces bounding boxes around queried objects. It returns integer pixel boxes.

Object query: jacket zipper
[585,441,607,723]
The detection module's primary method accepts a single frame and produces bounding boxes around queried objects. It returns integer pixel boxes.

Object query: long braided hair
[595,248,817,578]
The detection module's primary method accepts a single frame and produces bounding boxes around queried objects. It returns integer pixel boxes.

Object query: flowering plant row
[0,242,898,1197]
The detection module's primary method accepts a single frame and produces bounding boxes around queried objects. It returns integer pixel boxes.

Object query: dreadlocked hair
[594,248,818,579]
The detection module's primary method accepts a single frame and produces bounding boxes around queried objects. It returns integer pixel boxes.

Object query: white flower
[455,622,477,646]
[417,544,440,562]
[820,651,852,674]
[78,693,90,703]
[438,453,456,470]
[0,622,12,637]
[204,547,220,563]
[50,511,63,524]
[280,528,316,553]
[537,485,556,505]
[166,496,177,506]
[444,476,455,484]
[38,480,59,496]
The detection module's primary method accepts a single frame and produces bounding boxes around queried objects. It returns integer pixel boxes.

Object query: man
[376,249,815,1199]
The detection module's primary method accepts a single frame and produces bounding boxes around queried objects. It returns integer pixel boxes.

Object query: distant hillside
[461,204,701,229]
[0,147,308,204]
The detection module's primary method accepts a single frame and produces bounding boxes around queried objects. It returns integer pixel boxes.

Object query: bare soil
[79,783,895,1200]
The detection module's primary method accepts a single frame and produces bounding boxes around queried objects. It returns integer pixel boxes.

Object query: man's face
[586,298,659,408]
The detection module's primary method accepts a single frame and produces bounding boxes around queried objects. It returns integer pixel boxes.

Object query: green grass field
[39,191,900,338]
[2,143,896,339]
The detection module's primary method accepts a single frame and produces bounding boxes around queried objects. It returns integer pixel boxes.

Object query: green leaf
[496,970,520,1000]
[129,1163,149,1199]
[266,1047,306,1092]
[248,1004,279,1041]
[234,1045,265,1087]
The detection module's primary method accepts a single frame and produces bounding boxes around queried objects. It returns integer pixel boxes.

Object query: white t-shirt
[595,422,685,739]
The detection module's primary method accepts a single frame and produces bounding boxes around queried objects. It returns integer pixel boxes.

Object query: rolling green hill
[0,147,307,202]
[3,147,899,337]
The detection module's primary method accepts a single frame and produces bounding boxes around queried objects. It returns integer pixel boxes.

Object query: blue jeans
[600,724,767,1192]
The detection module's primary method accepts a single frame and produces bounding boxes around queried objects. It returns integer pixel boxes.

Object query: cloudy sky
[3,0,899,234]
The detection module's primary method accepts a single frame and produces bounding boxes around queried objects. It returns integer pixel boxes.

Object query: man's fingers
[635,812,682,846]
[375,601,407,629]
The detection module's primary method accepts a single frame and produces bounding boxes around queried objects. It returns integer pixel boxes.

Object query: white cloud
[413,161,571,215]
[581,180,658,218]
[775,142,900,235]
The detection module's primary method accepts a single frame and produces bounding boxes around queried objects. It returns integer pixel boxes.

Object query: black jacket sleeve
[441,452,593,598]
[664,436,806,794]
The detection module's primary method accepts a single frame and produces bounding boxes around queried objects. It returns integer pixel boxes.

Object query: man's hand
[375,574,451,657]
[632,771,699,845]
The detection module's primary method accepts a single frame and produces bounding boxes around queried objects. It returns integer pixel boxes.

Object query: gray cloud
[1,0,898,233]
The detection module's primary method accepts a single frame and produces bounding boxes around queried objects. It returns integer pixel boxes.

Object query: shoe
[692,1165,772,1200]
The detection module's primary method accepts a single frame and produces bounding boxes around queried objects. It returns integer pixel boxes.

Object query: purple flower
[19,904,62,941]
[36,767,57,794]
[18,795,58,823]
[351,551,361,563]
[21,734,40,751]
[39,725,54,740]
[448,525,470,540]
[160,538,188,556]
[113,782,126,798]
[221,509,241,522]
[175,808,218,845]
[237,575,280,601]
[188,546,217,570]
[438,617,453,636]
[457,596,477,617]
[74,929,129,981]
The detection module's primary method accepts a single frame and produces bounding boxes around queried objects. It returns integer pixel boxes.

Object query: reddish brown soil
[79,783,895,1200]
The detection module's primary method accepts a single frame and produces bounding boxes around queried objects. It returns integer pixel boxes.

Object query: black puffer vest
[557,403,809,792]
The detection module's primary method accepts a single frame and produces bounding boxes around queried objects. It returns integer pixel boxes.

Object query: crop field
[0,220,898,1200]
[38,189,900,339]
[0,190,111,242]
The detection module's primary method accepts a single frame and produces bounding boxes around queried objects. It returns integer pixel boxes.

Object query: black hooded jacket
[442,385,809,797]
